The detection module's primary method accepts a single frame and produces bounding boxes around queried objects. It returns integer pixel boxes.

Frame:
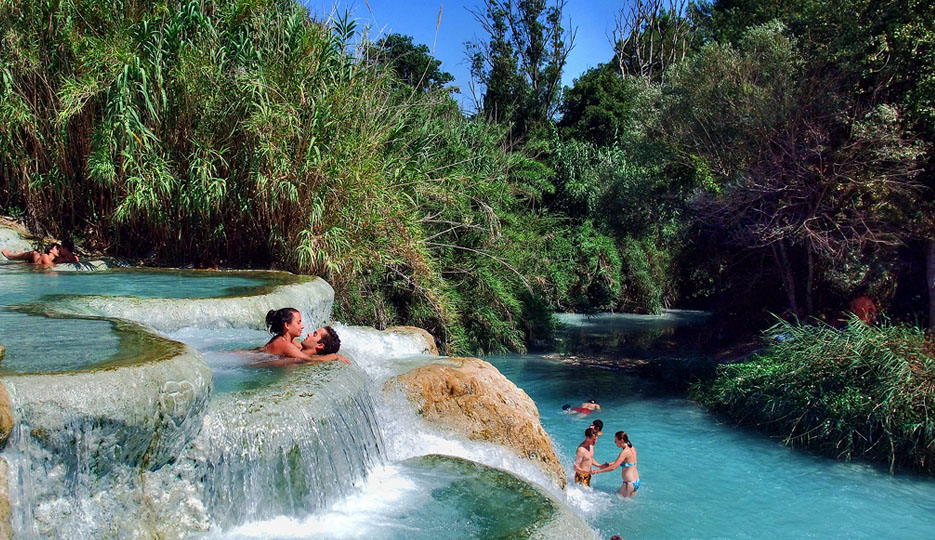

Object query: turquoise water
[487,313,935,540]
[217,455,562,540]
[0,268,266,372]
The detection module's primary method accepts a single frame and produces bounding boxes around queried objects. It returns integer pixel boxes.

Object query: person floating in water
[573,427,604,486]
[563,399,601,415]
[259,307,350,365]
[593,430,640,497]
[2,243,60,267]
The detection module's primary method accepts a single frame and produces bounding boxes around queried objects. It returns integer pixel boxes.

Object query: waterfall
[187,363,385,528]
[0,226,595,539]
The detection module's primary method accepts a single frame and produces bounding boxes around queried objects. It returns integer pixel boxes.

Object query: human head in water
[562,404,571,411]
[266,308,302,338]
[303,325,341,354]
[590,419,603,434]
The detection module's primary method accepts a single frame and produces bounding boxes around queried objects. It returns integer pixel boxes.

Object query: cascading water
[0,225,591,539]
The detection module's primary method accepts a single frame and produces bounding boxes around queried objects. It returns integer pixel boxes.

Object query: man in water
[54,238,80,263]
[573,427,602,486]
[301,326,342,356]
[590,419,604,435]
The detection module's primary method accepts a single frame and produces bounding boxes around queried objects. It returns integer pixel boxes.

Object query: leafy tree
[467,0,574,135]
[707,0,935,327]
[558,62,639,145]
[368,33,455,92]
[662,22,926,317]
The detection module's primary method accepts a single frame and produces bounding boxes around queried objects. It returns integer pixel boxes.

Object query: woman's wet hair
[266,308,299,336]
[318,325,341,354]
[616,431,632,448]
[44,243,61,254]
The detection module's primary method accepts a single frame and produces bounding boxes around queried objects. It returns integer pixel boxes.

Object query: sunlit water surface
[486,312,935,540]
[6,258,933,539]
[0,267,266,372]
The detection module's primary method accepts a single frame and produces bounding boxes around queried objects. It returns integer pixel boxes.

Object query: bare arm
[264,337,317,361]
[314,353,352,365]
[593,449,626,474]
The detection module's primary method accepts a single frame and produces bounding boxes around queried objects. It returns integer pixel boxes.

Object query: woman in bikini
[593,431,640,497]
[260,308,350,365]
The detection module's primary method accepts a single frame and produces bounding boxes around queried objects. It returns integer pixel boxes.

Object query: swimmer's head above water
[266,307,302,337]
[303,325,341,354]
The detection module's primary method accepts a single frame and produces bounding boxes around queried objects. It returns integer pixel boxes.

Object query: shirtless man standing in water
[573,427,604,486]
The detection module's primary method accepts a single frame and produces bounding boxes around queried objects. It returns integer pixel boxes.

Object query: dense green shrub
[693,318,935,472]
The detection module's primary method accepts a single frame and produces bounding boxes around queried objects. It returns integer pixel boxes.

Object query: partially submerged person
[593,431,640,497]
[258,308,350,366]
[2,243,60,268]
[590,419,604,435]
[849,296,878,325]
[580,399,601,411]
[53,238,80,264]
[573,427,604,487]
[564,399,601,415]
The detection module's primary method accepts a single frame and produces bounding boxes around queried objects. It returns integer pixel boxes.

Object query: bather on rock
[2,243,60,267]
[53,238,80,263]
[256,307,350,366]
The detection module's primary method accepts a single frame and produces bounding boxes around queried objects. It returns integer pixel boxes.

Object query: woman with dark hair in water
[261,308,350,365]
[593,431,640,497]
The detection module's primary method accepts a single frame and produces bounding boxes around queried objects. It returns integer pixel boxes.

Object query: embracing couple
[259,307,350,366]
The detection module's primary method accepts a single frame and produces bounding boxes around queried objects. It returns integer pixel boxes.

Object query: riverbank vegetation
[693,318,935,472]
[1,0,934,360]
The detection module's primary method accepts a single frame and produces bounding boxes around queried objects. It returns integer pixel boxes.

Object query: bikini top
[622,461,637,468]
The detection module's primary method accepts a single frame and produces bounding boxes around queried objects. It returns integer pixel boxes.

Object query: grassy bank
[692,319,935,472]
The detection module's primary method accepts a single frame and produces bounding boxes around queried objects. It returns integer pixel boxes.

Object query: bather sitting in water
[592,431,640,497]
[257,307,350,366]
[2,243,60,267]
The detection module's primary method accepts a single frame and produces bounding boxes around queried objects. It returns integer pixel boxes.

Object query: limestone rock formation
[0,459,11,540]
[0,383,12,448]
[387,357,566,489]
[386,326,438,355]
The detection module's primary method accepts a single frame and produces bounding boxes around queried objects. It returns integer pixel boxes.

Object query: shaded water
[488,313,935,540]
[214,455,560,540]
